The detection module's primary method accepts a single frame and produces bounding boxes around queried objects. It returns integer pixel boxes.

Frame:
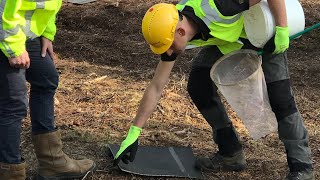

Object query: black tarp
[108,144,203,179]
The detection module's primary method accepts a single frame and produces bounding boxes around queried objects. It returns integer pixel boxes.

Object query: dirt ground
[22,0,319,179]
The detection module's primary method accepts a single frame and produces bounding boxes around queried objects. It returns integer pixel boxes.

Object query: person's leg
[25,38,58,134]
[26,37,96,179]
[262,51,314,179]
[0,51,27,179]
[187,46,245,171]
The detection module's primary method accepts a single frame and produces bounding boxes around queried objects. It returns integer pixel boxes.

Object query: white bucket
[244,0,305,48]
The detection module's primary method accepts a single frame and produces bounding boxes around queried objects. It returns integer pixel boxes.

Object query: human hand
[263,26,289,54]
[263,26,290,54]
[8,51,30,69]
[41,37,55,61]
[273,26,289,54]
[113,125,142,165]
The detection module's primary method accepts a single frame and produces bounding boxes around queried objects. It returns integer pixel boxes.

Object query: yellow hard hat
[142,3,179,55]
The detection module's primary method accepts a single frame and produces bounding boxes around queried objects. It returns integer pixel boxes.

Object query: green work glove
[274,26,289,54]
[113,125,142,165]
[263,26,289,54]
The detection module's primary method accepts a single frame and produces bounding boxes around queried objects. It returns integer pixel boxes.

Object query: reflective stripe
[23,11,38,39]
[186,44,197,49]
[178,0,241,25]
[27,0,47,8]
[1,41,15,57]
[0,0,6,40]
[36,2,45,9]
[201,0,241,25]
[178,0,188,6]
[0,26,19,41]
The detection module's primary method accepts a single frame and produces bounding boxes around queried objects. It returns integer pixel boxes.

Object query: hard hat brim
[150,42,173,55]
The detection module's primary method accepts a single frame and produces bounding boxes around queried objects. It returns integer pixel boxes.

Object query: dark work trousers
[187,40,313,172]
[0,37,59,164]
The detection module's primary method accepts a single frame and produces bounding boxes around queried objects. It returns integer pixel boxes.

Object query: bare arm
[249,0,288,27]
[132,60,175,128]
[267,0,287,27]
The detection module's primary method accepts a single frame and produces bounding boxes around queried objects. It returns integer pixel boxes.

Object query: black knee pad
[267,79,297,120]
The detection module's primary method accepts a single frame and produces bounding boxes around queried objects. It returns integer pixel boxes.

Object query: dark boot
[0,161,26,180]
[195,150,247,172]
[285,169,315,180]
[32,130,96,179]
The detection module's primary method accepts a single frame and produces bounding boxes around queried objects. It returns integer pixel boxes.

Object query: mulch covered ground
[22,0,320,179]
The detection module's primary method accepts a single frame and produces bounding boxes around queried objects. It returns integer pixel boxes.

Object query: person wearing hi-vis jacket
[113,0,314,179]
[0,1,96,179]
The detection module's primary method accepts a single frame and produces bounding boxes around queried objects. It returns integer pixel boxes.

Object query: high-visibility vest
[0,0,62,58]
[176,0,247,54]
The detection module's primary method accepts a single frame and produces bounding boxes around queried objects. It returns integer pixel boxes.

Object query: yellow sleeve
[0,0,26,58]
[42,0,62,41]
[41,15,56,41]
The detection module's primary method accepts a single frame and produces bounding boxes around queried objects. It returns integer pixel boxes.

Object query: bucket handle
[257,22,320,55]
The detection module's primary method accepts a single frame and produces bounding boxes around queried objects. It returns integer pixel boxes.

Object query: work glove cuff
[127,125,142,139]
[275,26,289,33]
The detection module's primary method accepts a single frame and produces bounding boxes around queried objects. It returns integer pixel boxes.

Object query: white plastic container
[244,0,305,48]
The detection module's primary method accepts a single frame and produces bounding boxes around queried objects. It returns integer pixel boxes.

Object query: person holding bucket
[113,0,314,179]
[0,1,96,179]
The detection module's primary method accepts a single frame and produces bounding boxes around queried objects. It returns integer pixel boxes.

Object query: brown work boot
[195,151,247,172]
[0,161,26,180]
[285,169,315,180]
[32,129,96,179]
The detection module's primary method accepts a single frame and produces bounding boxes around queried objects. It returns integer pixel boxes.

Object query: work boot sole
[195,161,247,172]
[36,162,97,180]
